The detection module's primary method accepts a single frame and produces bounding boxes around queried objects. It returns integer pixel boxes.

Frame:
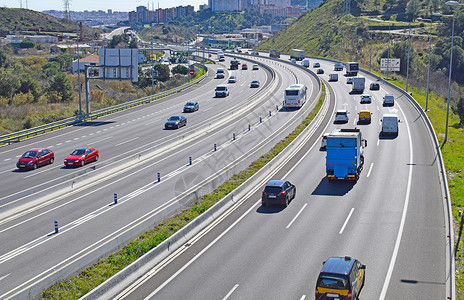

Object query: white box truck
[381,114,399,136]
[329,73,338,81]
[352,77,365,93]
[346,62,359,76]
[290,49,305,61]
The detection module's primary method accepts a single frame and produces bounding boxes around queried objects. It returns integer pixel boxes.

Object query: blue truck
[326,129,367,182]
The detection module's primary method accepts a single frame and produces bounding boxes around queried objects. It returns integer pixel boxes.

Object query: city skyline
[1,0,208,12]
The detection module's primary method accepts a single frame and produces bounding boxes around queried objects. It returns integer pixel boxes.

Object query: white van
[329,73,338,81]
[303,59,310,67]
[381,113,399,136]
[383,94,394,106]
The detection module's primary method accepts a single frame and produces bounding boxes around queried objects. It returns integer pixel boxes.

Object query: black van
[315,256,365,300]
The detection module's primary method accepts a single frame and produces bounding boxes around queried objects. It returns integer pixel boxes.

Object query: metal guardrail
[0,64,208,146]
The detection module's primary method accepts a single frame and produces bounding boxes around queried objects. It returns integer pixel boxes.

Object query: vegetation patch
[39,84,326,300]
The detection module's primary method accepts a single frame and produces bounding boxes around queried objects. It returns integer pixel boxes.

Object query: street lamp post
[406,22,411,92]
[443,0,463,143]
[425,17,434,111]
[370,30,372,72]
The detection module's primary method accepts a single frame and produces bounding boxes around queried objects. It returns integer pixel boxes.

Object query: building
[199,4,209,10]
[50,43,91,54]
[72,54,99,73]
[208,0,242,11]
[129,5,195,24]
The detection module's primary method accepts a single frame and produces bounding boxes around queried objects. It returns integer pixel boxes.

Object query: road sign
[189,69,194,75]
[380,58,400,72]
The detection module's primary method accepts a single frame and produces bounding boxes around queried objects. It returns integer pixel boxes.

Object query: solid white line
[339,208,354,234]
[286,204,307,229]
[114,137,140,147]
[379,101,413,300]
[367,163,374,177]
[299,295,307,300]
[222,284,239,300]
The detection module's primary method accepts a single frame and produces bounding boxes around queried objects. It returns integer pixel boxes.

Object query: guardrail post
[260,117,262,123]
[54,220,59,234]
[276,105,279,111]
[214,144,217,151]
[248,124,251,131]
[157,172,161,182]
[269,111,272,117]
[233,133,236,140]
[114,193,117,204]
[189,156,192,165]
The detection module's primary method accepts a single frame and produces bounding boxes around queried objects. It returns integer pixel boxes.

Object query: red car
[64,147,99,167]
[17,148,55,170]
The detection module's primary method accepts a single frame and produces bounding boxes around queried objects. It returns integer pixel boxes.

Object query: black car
[183,101,199,113]
[165,115,187,129]
[261,180,296,207]
[317,68,324,74]
[250,80,260,88]
[370,82,380,90]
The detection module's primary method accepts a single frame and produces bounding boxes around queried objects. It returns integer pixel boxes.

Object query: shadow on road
[311,177,355,196]
[74,121,115,127]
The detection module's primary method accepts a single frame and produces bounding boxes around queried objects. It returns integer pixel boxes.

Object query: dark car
[242,64,248,70]
[250,80,260,88]
[317,68,324,74]
[261,180,296,207]
[315,256,365,300]
[183,101,199,112]
[165,115,187,129]
[17,148,54,170]
[64,147,99,167]
[370,82,380,90]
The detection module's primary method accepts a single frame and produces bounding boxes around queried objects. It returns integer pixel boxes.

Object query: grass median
[39,84,326,299]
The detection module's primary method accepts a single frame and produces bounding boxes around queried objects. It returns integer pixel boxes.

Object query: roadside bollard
[233,133,236,140]
[269,111,272,117]
[157,172,161,182]
[214,144,217,151]
[276,105,279,111]
[114,193,117,204]
[54,220,59,234]
[260,117,262,123]
[189,156,192,165]
[248,124,251,131]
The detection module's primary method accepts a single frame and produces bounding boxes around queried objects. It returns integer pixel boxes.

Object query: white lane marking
[286,203,307,229]
[114,137,140,147]
[355,105,358,111]
[65,140,71,143]
[203,107,213,112]
[379,101,413,300]
[339,208,355,234]
[3,158,11,161]
[377,139,380,146]
[0,274,10,282]
[144,119,162,126]
[48,146,54,148]
[353,118,356,125]
[56,143,62,146]
[91,135,114,144]
[73,138,79,140]
[89,133,94,136]
[367,163,374,177]
[300,296,307,300]
[223,284,239,300]
[81,136,87,138]
[377,105,380,111]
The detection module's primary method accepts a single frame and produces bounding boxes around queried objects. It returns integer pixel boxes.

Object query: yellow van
[358,110,371,124]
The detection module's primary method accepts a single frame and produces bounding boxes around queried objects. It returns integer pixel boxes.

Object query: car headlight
[27,161,33,164]
[64,160,67,163]
[75,160,79,162]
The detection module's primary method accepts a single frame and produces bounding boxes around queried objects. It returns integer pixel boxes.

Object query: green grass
[39,85,326,299]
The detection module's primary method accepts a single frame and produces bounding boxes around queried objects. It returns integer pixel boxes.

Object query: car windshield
[71,149,86,155]
[22,151,37,158]
[216,87,226,91]
[318,275,348,289]
[169,116,180,121]
[185,102,195,106]
[252,81,258,84]
[264,186,283,194]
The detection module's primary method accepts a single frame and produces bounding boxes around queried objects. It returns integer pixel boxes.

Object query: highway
[0,53,320,298]
[108,54,447,300]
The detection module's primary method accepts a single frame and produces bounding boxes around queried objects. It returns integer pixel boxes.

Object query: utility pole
[63,0,71,20]
[406,22,411,92]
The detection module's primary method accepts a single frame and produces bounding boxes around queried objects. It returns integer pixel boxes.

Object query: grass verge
[39,85,326,299]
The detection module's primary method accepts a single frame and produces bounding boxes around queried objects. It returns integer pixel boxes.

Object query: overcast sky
[1,0,208,12]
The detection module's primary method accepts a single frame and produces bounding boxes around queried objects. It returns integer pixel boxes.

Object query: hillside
[0,8,99,38]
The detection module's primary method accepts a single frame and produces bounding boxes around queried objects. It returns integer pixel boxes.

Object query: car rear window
[216,86,226,91]
[264,186,283,194]
[336,111,347,115]
[317,275,348,289]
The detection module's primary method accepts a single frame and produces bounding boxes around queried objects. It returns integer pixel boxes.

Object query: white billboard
[98,48,138,82]
[380,58,400,72]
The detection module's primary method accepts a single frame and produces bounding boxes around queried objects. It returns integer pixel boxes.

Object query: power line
[63,0,71,20]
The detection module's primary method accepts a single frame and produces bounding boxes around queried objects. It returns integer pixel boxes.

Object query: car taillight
[279,191,286,196]
[348,292,352,299]
[315,288,319,297]
[262,191,266,195]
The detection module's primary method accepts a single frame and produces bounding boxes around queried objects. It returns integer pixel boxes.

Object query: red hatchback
[64,147,99,167]
[17,148,55,170]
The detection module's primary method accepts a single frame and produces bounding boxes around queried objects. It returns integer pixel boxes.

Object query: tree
[0,69,20,98]
[48,72,73,102]
[454,96,464,125]
[0,49,7,68]
[153,64,170,81]
[129,38,138,49]
[171,65,188,75]
[406,0,421,20]
[19,40,35,49]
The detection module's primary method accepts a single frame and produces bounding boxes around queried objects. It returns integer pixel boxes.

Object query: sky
[1,0,209,12]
